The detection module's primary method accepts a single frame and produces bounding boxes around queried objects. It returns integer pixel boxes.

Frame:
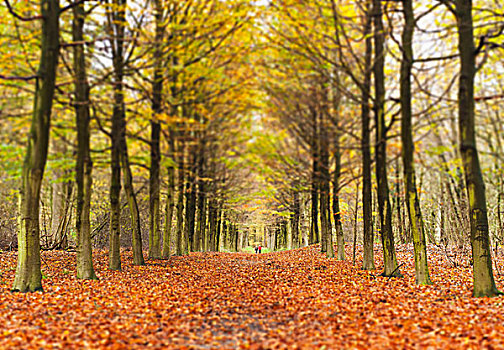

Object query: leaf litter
[0,244,504,349]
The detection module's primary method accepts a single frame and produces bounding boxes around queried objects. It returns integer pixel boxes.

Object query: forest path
[1,245,504,348]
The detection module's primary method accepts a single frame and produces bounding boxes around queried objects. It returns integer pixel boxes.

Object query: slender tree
[361,0,375,271]
[12,0,60,292]
[455,0,500,297]
[400,0,431,285]
[108,0,126,271]
[320,94,334,258]
[148,0,165,259]
[310,104,320,245]
[373,0,400,277]
[73,1,97,280]
[109,0,145,266]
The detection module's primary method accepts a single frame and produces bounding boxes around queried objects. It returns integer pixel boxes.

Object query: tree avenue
[0,0,504,344]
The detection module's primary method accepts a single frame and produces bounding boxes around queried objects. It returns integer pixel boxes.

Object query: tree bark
[108,0,126,271]
[332,94,344,260]
[175,140,185,256]
[12,0,60,292]
[373,0,400,277]
[320,99,334,257]
[208,199,218,251]
[110,0,144,266]
[73,1,97,280]
[292,190,300,249]
[455,0,500,297]
[120,135,145,266]
[310,107,320,245]
[361,0,375,271]
[162,137,176,257]
[400,0,431,285]
[148,0,165,259]
[185,156,197,252]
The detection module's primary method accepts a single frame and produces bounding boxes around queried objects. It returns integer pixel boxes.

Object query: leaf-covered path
[1,245,504,349]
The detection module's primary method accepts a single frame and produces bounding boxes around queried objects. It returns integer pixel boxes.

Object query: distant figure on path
[254,246,258,254]
[258,245,262,254]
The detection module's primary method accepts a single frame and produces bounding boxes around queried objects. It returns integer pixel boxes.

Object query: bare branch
[4,0,43,21]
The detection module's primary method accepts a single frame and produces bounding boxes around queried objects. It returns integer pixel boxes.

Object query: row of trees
[0,0,503,298]
[0,0,259,292]
[255,0,503,297]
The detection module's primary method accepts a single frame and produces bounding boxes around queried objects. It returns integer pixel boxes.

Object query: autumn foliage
[1,245,503,349]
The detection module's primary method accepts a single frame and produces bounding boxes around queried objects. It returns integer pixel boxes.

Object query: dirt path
[1,245,504,349]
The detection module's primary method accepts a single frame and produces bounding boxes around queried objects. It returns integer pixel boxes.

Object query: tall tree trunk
[50,158,72,250]
[373,0,400,277]
[208,200,218,251]
[455,0,500,297]
[73,1,97,280]
[148,0,165,259]
[400,0,431,285]
[361,1,375,271]
[333,126,344,260]
[194,187,204,252]
[175,140,185,256]
[216,208,222,251]
[393,159,404,242]
[108,0,126,271]
[50,141,70,250]
[221,214,228,251]
[234,225,239,252]
[198,194,207,251]
[353,180,360,266]
[320,102,334,257]
[12,0,60,292]
[292,190,300,249]
[185,157,197,252]
[310,108,320,245]
[193,141,206,252]
[110,0,144,266]
[162,135,175,258]
[120,135,145,266]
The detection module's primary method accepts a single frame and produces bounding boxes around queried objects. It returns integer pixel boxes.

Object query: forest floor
[1,244,504,349]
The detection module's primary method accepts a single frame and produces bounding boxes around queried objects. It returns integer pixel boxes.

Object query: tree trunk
[216,208,222,251]
[73,1,97,280]
[185,162,197,252]
[373,0,400,277]
[162,133,175,258]
[198,195,208,251]
[361,1,375,271]
[50,167,72,250]
[110,0,144,266]
[50,141,71,250]
[12,0,60,292]
[221,214,228,251]
[353,180,360,266]
[194,140,206,252]
[175,140,185,256]
[333,134,344,260]
[208,200,218,251]
[148,0,164,259]
[400,0,431,285]
[292,190,300,249]
[120,136,145,266]
[108,0,126,271]
[310,108,320,245]
[320,100,334,258]
[455,0,500,297]
[194,186,204,252]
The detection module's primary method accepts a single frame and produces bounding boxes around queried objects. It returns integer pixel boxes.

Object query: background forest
[0,0,503,297]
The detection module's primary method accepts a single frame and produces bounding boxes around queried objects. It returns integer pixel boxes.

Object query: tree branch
[4,0,43,21]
